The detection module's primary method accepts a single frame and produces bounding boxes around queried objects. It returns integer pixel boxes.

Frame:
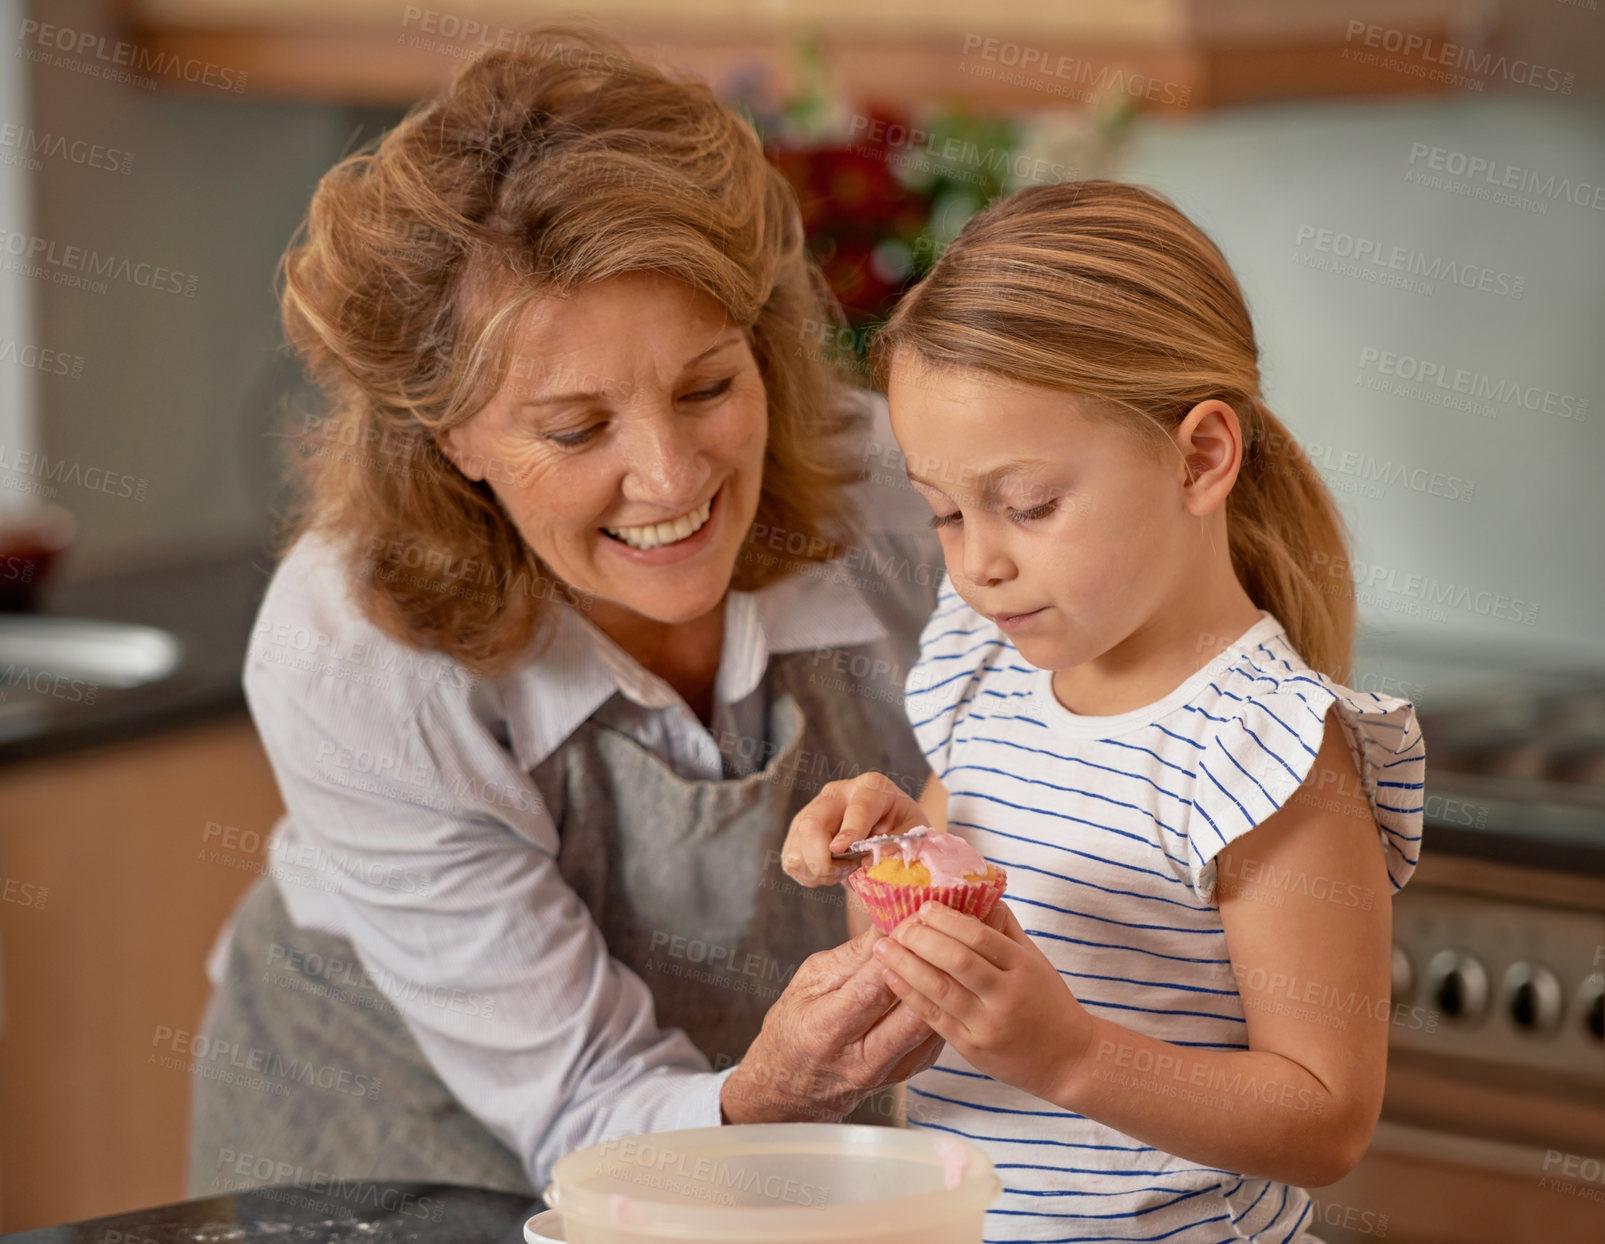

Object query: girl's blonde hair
[278,24,863,674]
[871,180,1355,681]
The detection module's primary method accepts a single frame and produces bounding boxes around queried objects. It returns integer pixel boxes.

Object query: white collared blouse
[210,390,938,1190]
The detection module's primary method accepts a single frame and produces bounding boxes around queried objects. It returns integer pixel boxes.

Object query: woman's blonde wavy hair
[871,180,1355,681]
[278,25,863,674]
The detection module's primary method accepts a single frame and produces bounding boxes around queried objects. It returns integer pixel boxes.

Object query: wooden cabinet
[0,714,284,1231]
[121,0,1488,109]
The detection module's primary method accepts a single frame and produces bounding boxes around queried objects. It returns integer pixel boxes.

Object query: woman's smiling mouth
[602,490,716,551]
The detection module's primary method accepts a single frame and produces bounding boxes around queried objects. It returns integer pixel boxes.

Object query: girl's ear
[1173,399,1243,516]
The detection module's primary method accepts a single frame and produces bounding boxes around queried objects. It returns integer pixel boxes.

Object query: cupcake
[846,829,1007,933]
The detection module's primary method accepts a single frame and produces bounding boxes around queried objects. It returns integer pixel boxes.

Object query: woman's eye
[1009,500,1058,523]
[682,376,734,403]
[928,511,962,530]
[546,423,604,448]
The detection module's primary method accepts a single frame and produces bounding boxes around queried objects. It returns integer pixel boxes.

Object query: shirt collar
[502,562,886,772]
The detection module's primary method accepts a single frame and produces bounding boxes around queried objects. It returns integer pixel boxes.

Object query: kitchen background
[0,0,1601,1241]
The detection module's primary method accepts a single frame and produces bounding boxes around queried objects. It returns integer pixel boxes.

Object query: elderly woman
[187,26,943,1197]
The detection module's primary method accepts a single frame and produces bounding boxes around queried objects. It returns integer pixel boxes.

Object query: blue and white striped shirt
[902,577,1425,1243]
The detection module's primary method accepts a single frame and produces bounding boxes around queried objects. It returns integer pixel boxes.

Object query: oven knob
[1391,945,1413,1006]
[1427,949,1489,1022]
[1502,962,1563,1035]
[1580,975,1605,1043]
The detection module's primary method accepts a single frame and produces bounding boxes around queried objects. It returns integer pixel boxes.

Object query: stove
[1313,632,1605,1244]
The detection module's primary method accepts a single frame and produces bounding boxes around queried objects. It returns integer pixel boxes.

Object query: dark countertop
[0,545,272,767]
[0,1182,539,1243]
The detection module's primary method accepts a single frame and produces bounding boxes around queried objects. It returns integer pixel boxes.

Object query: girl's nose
[959,521,1013,590]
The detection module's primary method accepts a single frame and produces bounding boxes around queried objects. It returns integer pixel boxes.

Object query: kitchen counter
[0,1181,539,1243]
[0,545,271,766]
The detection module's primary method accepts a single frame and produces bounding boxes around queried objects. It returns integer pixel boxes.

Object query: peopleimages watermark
[1307,1197,1391,1237]
[592,1135,831,1210]
[360,534,595,612]
[1090,1039,1327,1115]
[1,658,98,706]
[149,1025,379,1101]
[0,123,132,175]
[846,115,1076,188]
[1341,20,1575,94]
[804,643,932,708]
[0,872,48,910]
[255,612,478,692]
[1217,855,1376,912]
[16,19,249,93]
[0,230,198,298]
[0,444,147,502]
[1405,142,1605,216]
[397,7,636,70]
[208,1147,446,1221]
[260,940,497,1021]
[0,339,86,381]
[1540,1150,1605,1203]
[641,930,799,1003]
[1309,551,1540,628]
[709,722,926,800]
[314,739,538,817]
[1231,965,1439,1035]
[1355,346,1587,423]
[200,819,434,898]
[1292,223,1524,300]
[1294,441,1476,504]
[957,34,1192,106]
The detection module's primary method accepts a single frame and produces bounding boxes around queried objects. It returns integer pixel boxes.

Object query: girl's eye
[1009,499,1058,523]
[682,376,734,402]
[547,423,604,448]
[928,511,962,530]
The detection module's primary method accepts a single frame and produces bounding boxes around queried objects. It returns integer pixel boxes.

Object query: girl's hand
[873,900,1094,1104]
[781,773,932,887]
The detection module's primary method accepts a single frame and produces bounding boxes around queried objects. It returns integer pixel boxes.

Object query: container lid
[547,1123,999,1239]
[524,1208,565,1242]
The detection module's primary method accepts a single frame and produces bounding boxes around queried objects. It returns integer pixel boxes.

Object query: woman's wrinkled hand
[781,773,931,888]
[719,923,945,1124]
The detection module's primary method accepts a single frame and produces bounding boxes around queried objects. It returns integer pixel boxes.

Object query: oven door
[1315,1114,1605,1243]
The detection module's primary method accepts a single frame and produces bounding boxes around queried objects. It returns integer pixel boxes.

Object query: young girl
[783,181,1424,1242]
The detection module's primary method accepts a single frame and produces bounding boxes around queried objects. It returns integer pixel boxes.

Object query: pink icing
[608,1192,641,1226]
[867,828,988,887]
[932,1137,971,1190]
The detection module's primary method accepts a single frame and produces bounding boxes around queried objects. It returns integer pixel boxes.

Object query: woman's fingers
[783,775,918,886]
[888,1027,946,1081]
[782,788,856,886]
[863,1000,946,1081]
[738,931,946,1123]
[832,774,909,849]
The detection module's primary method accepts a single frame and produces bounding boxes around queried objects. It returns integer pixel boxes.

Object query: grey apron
[188,532,937,1197]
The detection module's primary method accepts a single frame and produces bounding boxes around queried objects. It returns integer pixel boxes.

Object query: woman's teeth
[603,496,714,551]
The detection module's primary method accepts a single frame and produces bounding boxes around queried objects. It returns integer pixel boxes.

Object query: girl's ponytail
[871,180,1357,682]
[1231,397,1354,682]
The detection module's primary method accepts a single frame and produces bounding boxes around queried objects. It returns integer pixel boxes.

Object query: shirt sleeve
[1185,675,1426,902]
[902,574,1007,782]
[243,615,733,1194]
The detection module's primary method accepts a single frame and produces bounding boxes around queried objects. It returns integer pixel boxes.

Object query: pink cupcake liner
[847,866,1008,934]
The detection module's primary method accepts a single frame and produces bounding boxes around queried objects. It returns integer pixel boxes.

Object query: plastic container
[540,1123,999,1243]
